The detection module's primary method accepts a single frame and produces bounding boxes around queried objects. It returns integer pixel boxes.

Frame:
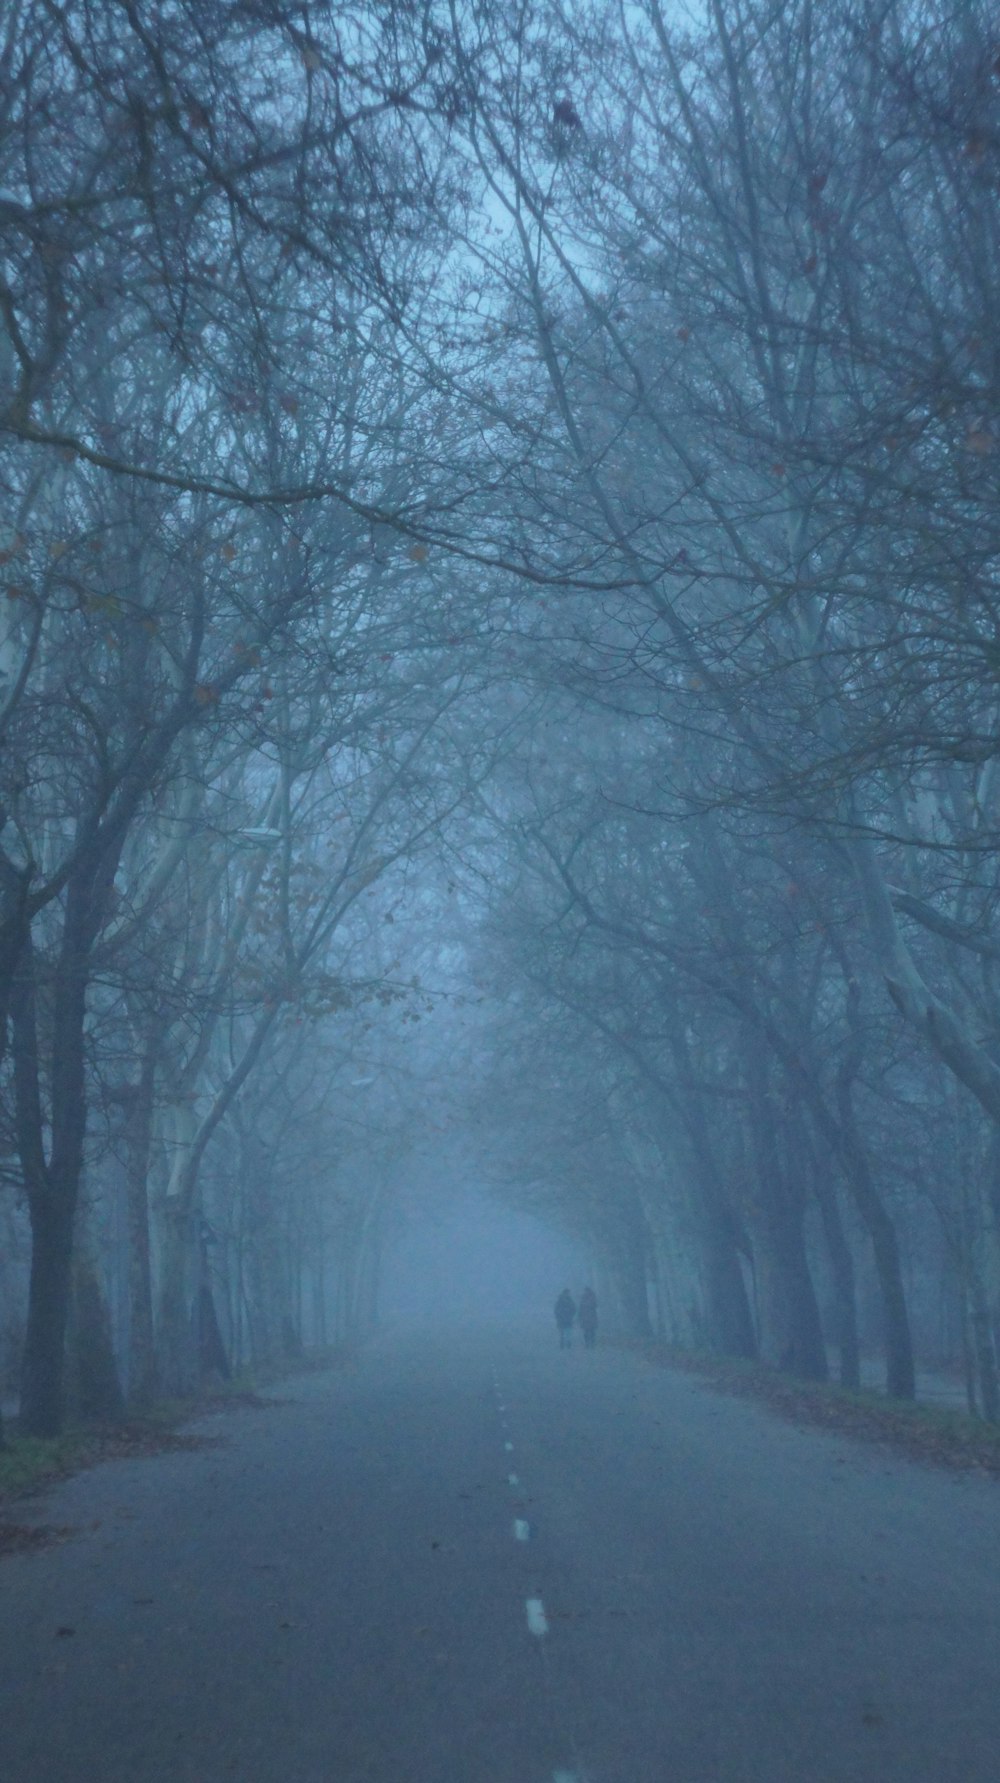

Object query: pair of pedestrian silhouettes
[554,1286,598,1348]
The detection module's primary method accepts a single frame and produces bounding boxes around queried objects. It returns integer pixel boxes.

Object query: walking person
[578,1286,598,1349]
[554,1288,576,1348]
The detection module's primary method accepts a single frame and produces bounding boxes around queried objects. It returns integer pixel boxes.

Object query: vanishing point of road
[2,1330,999,1782]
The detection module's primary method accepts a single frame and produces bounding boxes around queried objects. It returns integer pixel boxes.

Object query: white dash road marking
[508,1472,520,1487]
[514,1518,530,1541]
[553,1772,581,1782]
[504,1439,514,1451]
[526,1596,549,1637]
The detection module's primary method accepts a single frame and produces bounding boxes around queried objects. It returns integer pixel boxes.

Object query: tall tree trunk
[156,1009,281,1384]
[657,1041,757,1359]
[961,1293,980,1418]
[702,1217,757,1358]
[17,857,116,1435]
[66,1248,125,1424]
[196,1252,232,1383]
[0,859,31,1077]
[803,1125,861,1390]
[122,1041,160,1407]
[13,942,80,1438]
[766,984,915,1401]
[155,1102,200,1394]
[970,1279,999,1423]
[773,1206,829,1382]
[20,1195,75,1437]
[617,1199,654,1341]
[835,1093,915,1400]
[157,1204,199,1395]
[746,1055,828,1382]
[963,1159,1000,1423]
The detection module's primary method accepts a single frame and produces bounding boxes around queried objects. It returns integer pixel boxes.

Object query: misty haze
[2,2,1000,1780]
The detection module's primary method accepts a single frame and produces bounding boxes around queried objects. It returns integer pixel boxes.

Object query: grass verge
[643,1343,1000,1477]
[0,1346,353,1552]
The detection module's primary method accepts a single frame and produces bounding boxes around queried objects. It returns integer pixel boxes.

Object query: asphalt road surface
[3,1329,1000,1782]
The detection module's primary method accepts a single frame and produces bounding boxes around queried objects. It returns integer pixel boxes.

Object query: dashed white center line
[493,1377,579,1777]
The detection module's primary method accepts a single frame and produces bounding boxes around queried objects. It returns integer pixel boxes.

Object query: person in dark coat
[578,1286,598,1349]
[554,1288,576,1347]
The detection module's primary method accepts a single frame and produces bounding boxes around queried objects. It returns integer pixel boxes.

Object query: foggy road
[3,1333,1000,1783]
